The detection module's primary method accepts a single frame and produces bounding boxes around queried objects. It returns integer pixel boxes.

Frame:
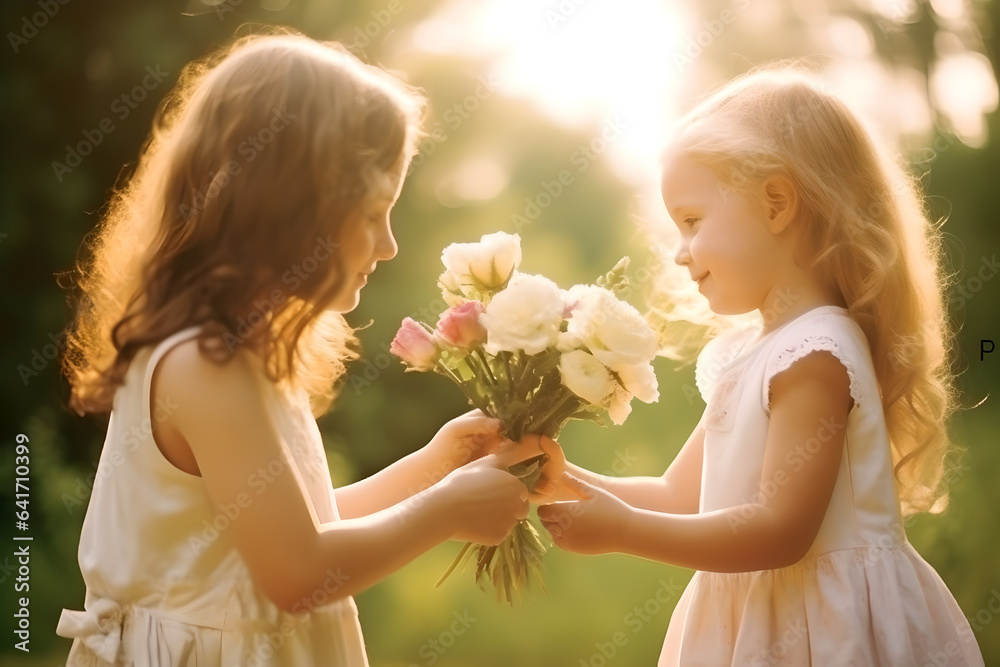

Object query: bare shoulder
[158,339,260,399]
[154,339,272,445]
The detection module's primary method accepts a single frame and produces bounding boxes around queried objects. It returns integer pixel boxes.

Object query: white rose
[616,361,659,404]
[481,273,564,355]
[559,284,659,371]
[558,350,615,405]
[440,231,522,296]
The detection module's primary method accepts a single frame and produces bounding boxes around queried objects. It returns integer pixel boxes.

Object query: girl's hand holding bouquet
[391,232,660,602]
[423,410,506,474]
[434,454,531,546]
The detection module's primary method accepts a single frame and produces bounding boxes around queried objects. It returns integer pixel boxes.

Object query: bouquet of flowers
[390,232,659,603]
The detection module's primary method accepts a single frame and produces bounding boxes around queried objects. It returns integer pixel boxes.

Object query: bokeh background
[3,0,999,664]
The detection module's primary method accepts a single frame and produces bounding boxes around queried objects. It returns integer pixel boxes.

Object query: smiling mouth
[694,273,708,285]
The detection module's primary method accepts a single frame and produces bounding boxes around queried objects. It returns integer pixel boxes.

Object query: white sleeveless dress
[659,305,984,666]
[56,325,369,666]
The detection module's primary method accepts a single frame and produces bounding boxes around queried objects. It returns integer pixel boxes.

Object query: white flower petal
[558,350,615,405]
[617,362,659,404]
[563,285,659,371]
[607,386,634,425]
[440,232,522,293]
[480,273,565,354]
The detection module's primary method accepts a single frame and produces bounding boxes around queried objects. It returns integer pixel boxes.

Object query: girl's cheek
[689,231,707,259]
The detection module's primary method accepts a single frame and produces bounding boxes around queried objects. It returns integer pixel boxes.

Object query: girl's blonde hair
[60,29,427,419]
[653,62,958,515]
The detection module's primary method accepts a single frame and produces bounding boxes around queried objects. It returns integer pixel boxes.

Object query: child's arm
[156,342,528,613]
[557,418,705,515]
[334,411,505,519]
[538,351,852,572]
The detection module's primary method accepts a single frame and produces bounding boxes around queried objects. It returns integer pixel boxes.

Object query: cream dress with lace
[658,305,983,666]
[57,325,369,666]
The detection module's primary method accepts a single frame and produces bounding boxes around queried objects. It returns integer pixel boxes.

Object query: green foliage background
[1,1,998,664]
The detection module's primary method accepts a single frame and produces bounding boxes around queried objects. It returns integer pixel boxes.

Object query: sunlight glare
[931,51,998,146]
[823,16,873,58]
[411,0,685,189]
[435,156,510,208]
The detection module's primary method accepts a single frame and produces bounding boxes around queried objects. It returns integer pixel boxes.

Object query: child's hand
[495,434,582,503]
[427,410,505,471]
[537,475,632,555]
[436,455,530,545]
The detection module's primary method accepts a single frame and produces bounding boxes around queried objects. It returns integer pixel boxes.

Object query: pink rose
[435,302,487,350]
[390,318,439,370]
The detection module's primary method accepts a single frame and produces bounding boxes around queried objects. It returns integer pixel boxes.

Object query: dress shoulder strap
[141,325,205,432]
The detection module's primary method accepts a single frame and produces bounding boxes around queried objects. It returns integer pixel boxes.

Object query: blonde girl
[537,65,984,665]
[57,31,531,666]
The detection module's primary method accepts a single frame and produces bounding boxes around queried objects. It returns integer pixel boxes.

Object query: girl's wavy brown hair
[60,29,426,418]
[652,62,959,515]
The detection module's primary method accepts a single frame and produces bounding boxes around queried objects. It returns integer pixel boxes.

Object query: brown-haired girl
[56,30,529,666]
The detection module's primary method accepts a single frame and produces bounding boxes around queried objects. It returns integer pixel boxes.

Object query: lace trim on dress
[766,334,862,414]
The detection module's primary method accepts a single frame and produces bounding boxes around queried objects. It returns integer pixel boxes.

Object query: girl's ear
[761,174,798,235]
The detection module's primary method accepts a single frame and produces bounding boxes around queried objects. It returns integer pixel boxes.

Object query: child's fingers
[496,432,564,467]
[518,433,558,454]
[537,500,581,528]
[495,438,544,467]
[532,478,553,494]
[534,437,566,483]
[470,453,501,470]
[536,435,564,461]
[534,472,592,503]
[536,480,596,542]
[528,479,555,503]
[454,415,503,459]
[537,476,595,520]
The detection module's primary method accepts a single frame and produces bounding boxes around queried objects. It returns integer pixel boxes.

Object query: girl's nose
[674,242,691,267]
[377,225,398,262]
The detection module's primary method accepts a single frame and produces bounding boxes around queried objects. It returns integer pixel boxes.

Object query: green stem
[464,354,491,387]
[526,390,578,436]
[501,351,514,399]
[539,396,582,436]
[475,348,498,385]
[435,542,473,588]
[437,361,491,414]
[435,361,464,386]
[514,351,538,399]
[510,351,525,394]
